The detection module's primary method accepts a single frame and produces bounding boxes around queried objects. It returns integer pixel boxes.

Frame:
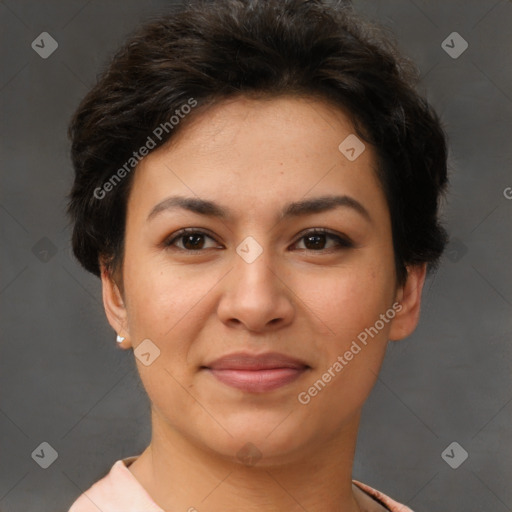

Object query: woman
[66,0,448,510]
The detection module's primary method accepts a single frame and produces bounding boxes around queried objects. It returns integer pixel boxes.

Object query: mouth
[201,352,311,393]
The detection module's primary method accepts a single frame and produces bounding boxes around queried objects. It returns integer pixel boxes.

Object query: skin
[100,95,426,512]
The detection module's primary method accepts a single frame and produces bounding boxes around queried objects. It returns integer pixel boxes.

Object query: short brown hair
[67,0,449,286]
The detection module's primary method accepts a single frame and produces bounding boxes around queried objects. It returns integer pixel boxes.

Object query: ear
[388,263,427,341]
[100,261,131,349]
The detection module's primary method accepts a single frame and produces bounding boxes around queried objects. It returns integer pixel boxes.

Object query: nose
[216,245,295,333]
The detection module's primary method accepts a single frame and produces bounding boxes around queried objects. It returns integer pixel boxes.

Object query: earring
[116,334,125,343]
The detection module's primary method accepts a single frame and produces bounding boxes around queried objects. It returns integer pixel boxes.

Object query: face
[102,96,425,465]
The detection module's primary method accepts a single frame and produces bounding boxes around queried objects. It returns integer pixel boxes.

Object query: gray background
[1,0,511,510]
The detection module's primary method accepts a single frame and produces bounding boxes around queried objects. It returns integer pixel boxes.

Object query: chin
[194,415,315,466]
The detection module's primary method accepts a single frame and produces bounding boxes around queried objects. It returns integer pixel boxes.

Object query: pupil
[181,233,327,250]
[306,234,325,249]
[184,234,203,250]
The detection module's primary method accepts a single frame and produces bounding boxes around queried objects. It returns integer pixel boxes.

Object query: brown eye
[293,229,354,251]
[163,228,353,253]
[164,229,219,251]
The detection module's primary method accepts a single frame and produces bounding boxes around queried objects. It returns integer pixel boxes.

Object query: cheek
[122,249,189,341]
[296,269,395,421]
[306,261,395,341]
[122,251,219,374]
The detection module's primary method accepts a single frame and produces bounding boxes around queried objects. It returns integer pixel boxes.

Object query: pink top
[68,455,414,512]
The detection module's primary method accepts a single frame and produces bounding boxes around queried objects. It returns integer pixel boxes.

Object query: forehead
[126,95,388,224]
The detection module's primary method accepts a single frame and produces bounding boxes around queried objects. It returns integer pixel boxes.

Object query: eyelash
[163,228,354,253]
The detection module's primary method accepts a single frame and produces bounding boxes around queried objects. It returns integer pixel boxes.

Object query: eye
[163,227,354,253]
[163,229,220,252]
[293,228,354,251]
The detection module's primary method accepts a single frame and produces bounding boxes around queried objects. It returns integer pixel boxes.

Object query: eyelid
[163,228,220,251]
[163,227,354,251]
[293,227,353,245]
[292,228,355,251]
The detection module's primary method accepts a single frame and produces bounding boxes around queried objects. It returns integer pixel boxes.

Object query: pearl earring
[116,334,125,343]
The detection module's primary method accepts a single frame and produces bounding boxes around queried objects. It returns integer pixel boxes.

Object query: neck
[129,407,364,512]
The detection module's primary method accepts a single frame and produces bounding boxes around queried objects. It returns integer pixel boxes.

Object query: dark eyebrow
[281,195,371,223]
[147,194,372,223]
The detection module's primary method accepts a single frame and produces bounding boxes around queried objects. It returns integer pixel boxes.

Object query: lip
[202,352,310,393]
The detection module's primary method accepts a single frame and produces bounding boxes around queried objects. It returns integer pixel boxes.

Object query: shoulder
[67,456,162,512]
[352,480,415,512]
